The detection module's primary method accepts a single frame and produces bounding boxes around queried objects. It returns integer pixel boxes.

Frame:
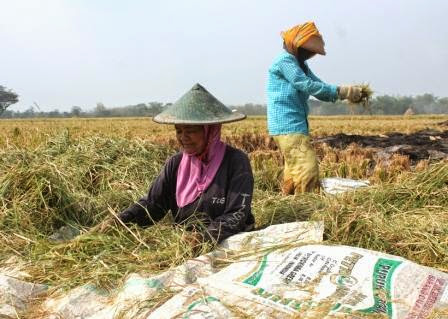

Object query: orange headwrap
[281,22,322,54]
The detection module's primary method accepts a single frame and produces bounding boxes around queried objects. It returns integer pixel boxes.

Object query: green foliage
[2,93,448,118]
[0,85,19,116]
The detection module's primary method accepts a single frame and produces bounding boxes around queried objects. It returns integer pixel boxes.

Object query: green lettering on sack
[242,254,269,286]
[184,296,220,319]
[359,258,402,318]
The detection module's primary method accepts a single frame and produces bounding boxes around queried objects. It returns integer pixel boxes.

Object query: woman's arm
[278,54,338,102]
[307,65,323,83]
[204,152,254,243]
[118,157,176,226]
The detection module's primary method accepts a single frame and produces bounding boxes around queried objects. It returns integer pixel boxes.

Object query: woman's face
[296,47,316,62]
[175,125,206,155]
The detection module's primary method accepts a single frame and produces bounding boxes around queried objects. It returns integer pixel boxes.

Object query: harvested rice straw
[359,83,373,107]
[347,83,373,114]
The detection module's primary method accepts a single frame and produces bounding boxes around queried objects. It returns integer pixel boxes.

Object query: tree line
[1,85,447,118]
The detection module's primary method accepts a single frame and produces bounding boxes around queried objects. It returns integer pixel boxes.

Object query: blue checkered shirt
[266,51,338,136]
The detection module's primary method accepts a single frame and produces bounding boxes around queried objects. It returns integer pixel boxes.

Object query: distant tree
[22,106,35,118]
[0,86,19,116]
[414,93,436,107]
[148,102,164,116]
[0,110,14,118]
[71,106,82,117]
[48,109,61,117]
[371,95,399,115]
[95,102,110,117]
[439,97,448,109]
[134,103,149,116]
[1,93,446,118]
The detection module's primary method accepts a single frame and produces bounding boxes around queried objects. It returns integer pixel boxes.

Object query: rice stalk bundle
[0,124,447,295]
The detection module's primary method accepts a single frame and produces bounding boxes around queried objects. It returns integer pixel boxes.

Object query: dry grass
[1,115,447,149]
[0,116,447,295]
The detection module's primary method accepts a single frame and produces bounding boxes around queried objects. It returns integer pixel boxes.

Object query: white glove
[338,85,362,103]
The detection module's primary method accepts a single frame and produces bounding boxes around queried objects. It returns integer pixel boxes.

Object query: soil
[313,129,448,162]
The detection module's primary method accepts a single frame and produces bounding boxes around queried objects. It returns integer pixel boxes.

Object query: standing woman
[267,22,363,194]
[115,84,255,244]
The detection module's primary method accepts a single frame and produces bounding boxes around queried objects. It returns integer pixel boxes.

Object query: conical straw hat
[153,83,246,125]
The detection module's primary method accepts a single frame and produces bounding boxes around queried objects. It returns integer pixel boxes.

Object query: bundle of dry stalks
[0,127,447,294]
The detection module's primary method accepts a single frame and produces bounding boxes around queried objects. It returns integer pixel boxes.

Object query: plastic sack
[321,177,370,195]
[42,221,324,318]
[0,274,47,318]
[149,245,448,318]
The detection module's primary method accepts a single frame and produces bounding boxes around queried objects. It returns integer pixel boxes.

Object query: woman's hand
[338,85,363,103]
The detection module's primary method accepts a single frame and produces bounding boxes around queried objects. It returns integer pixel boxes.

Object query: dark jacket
[118,145,255,243]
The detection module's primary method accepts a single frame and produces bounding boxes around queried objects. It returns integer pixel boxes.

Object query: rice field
[1,115,446,148]
[1,115,447,293]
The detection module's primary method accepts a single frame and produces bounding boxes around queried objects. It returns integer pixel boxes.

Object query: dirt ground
[314,127,448,162]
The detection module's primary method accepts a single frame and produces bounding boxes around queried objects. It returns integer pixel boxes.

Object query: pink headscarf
[176,124,226,208]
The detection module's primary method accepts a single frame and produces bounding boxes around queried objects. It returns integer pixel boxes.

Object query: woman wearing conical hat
[267,22,363,194]
[101,84,254,246]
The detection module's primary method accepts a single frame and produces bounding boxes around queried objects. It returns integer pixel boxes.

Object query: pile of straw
[0,131,447,293]
[359,83,373,107]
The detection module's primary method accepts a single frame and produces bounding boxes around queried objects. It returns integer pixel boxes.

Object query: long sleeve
[204,154,254,243]
[278,54,338,102]
[118,157,176,226]
[307,66,322,83]
[307,65,339,102]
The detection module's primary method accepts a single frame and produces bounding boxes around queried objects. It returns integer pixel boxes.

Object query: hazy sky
[1,0,448,112]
